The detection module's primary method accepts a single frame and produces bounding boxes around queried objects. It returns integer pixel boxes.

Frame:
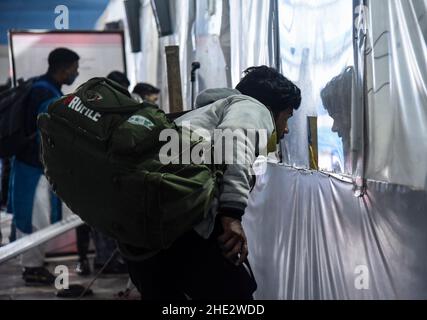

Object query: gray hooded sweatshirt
[175,88,276,239]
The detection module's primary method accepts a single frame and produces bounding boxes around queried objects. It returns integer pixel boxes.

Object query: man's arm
[216,97,274,218]
[215,96,275,265]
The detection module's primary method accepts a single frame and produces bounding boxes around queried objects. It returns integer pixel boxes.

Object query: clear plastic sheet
[244,163,427,299]
[194,0,229,96]
[364,0,427,190]
[229,0,276,86]
[278,0,355,173]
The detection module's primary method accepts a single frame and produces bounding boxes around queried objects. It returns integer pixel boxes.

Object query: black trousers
[76,224,92,261]
[0,158,11,208]
[76,224,122,267]
[126,224,257,300]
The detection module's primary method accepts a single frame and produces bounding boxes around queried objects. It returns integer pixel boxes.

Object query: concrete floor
[1,211,140,300]
[0,254,141,300]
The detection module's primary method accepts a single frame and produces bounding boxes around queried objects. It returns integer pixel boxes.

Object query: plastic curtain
[278,0,355,173]
[194,0,229,96]
[138,0,161,89]
[244,163,427,299]
[364,0,427,190]
[229,0,276,86]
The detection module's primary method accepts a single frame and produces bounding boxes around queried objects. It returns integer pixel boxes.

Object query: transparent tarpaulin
[364,0,427,190]
[229,0,276,86]
[194,0,229,95]
[244,164,427,299]
[278,0,355,173]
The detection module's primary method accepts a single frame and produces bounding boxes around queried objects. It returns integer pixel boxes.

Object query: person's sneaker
[22,267,55,286]
[76,259,91,276]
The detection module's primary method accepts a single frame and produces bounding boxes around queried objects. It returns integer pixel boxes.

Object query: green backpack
[38,78,221,255]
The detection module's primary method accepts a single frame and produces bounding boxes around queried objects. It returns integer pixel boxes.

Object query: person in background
[74,224,92,276]
[0,79,12,219]
[75,219,128,276]
[0,158,10,212]
[133,83,160,104]
[8,48,79,286]
[0,157,11,246]
[107,71,130,90]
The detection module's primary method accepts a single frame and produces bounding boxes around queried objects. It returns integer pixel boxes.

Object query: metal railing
[0,215,83,265]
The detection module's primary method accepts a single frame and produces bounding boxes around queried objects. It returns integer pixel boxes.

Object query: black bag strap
[243,258,256,281]
[166,110,192,122]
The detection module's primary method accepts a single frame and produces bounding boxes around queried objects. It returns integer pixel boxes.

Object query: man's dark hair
[236,66,301,115]
[48,48,80,74]
[133,83,160,97]
[107,71,130,89]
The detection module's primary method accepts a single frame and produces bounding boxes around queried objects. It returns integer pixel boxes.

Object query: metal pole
[0,215,83,265]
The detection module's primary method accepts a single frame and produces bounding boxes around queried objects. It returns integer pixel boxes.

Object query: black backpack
[0,79,60,158]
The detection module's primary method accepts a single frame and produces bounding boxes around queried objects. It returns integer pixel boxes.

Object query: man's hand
[217,216,248,266]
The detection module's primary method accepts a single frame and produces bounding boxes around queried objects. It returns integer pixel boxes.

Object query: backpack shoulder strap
[166,110,192,122]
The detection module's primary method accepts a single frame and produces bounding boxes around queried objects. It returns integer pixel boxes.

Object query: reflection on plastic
[278,0,354,174]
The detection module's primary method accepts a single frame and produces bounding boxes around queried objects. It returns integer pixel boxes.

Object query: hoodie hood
[195,88,241,109]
